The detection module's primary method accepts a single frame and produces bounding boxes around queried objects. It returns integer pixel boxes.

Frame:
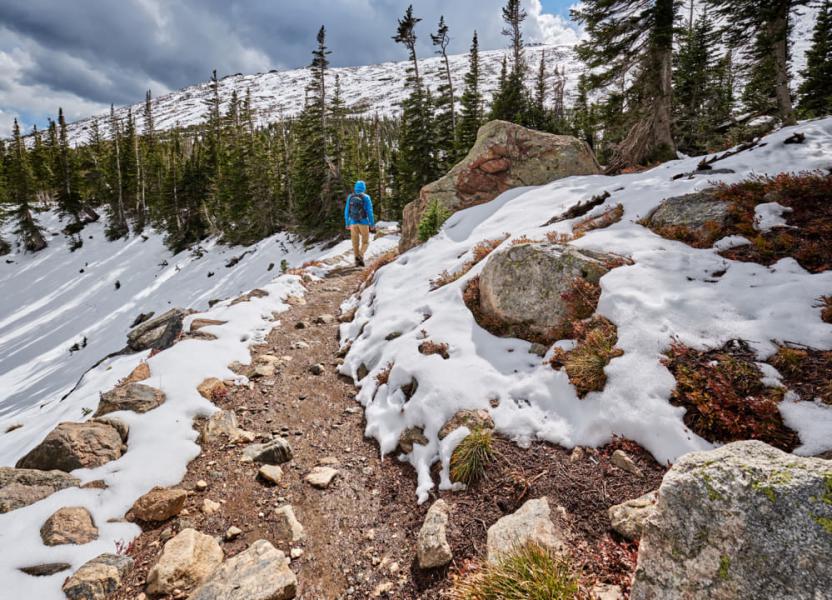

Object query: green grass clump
[452,543,578,600]
[450,427,495,485]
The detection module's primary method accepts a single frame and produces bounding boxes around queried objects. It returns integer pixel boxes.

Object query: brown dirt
[111,264,666,600]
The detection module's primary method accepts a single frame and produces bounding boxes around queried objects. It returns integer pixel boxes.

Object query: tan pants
[350,224,370,259]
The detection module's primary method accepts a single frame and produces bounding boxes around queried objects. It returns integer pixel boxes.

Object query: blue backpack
[348,193,367,222]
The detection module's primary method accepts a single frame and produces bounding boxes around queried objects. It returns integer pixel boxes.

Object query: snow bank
[339,119,832,502]
[0,217,396,598]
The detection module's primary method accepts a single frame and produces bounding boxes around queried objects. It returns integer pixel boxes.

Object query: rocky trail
[104,260,670,600]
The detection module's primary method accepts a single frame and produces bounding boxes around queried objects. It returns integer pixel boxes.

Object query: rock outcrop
[631,440,832,599]
[146,528,224,595]
[189,539,297,600]
[0,467,80,513]
[417,499,453,569]
[486,497,566,563]
[643,191,731,231]
[40,506,98,545]
[400,120,601,251]
[126,308,185,352]
[16,421,125,472]
[93,383,165,417]
[608,490,657,540]
[62,553,134,600]
[478,243,613,339]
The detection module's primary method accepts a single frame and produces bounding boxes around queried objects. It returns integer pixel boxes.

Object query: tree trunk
[769,5,795,124]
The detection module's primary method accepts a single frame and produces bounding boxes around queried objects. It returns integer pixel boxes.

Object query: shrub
[450,427,495,485]
[431,236,507,290]
[418,199,452,242]
[769,344,832,406]
[451,543,578,600]
[550,317,623,397]
[663,341,799,450]
[361,248,399,287]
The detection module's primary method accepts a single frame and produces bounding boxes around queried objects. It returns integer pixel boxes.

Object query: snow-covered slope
[339,118,832,502]
[64,44,579,144]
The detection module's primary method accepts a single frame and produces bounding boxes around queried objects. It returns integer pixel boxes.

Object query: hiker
[345,180,375,266]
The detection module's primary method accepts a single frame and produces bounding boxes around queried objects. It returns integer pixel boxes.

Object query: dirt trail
[114,263,664,600]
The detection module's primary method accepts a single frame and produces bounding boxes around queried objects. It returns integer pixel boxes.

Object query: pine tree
[6,119,47,252]
[491,0,530,124]
[431,16,457,171]
[29,125,51,199]
[56,107,84,228]
[572,73,597,149]
[798,0,832,117]
[0,139,9,255]
[708,0,809,124]
[106,105,129,240]
[456,31,484,157]
[574,0,678,171]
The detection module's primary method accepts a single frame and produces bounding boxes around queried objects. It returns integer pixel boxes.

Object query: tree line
[1,0,829,255]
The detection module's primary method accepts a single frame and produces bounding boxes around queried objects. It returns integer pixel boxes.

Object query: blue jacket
[344,193,375,227]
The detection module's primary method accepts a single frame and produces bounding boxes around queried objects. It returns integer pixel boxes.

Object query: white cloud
[525,0,583,46]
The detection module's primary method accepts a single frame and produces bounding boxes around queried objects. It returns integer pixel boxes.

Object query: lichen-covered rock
[400,120,601,251]
[126,308,185,351]
[129,487,188,522]
[417,499,453,569]
[243,438,293,465]
[478,243,612,339]
[631,440,832,600]
[189,539,297,600]
[608,490,657,540]
[62,553,133,599]
[40,506,98,545]
[93,383,165,417]
[438,409,495,440]
[644,191,731,231]
[0,467,79,513]
[146,528,224,595]
[486,497,567,563]
[15,421,125,472]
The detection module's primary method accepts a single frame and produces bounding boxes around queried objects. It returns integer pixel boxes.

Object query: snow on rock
[0,216,396,598]
[340,118,832,503]
[753,202,793,232]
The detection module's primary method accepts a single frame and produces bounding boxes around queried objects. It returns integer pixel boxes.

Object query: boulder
[644,191,731,231]
[146,528,224,595]
[40,506,98,545]
[0,467,79,513]
[203,410,255,444]
[400,120,601,250]
[129,487,188,522]
[93,383,165,417]
[417,499,453,569]
[608,490,657,540]
[631,440,832,600]
[62,553,134,600]
[126,308,185,352]
[274,505,306,543]
[438,409,495,440]
[190,539,297,600]
[486,497,566,563]
[243,439,293,465]
[16,421,125,472]
[478,243,612,339]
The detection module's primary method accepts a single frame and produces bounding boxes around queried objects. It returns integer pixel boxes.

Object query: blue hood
[354,180,367,194]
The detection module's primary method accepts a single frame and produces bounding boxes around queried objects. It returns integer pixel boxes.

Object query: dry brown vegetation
[418,340,450,359]
[361,248,400,287]
[572,204,625,238]
[769,345,832,406]
[819,296,832,324]
[431,237,507,290]
[550,317,624,397]
[375,362,394,386]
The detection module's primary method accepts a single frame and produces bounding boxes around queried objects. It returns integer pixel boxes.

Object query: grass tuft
[450,427,495,485]
[451,543,578,600]
[550,317,623,397]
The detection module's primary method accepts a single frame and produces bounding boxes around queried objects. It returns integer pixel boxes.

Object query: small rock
[318,456,340,466]
[417,499,453,569]
[314,314,336,325]
[129,487,188,522]
[610,450,642,476]
[146,528,223,595]
[203,410,255,444]
[40,506,98,546]
[195,480,208,492]
[224,526,242,541]
[19,562,71,577]
[305,466,338,489]
[94,383,165,417]
[309,363,325,376]
[202,498,221,515]
[438,409,495,440]
[486,497,566,563]
[290,547,304,559]
[608,490,658,540]
[197,378,227,401]
[243,438,293,465]
[529,343,549,357]
[372,581,394,597]
[291,341,310,350]
[62,553,133,600]
[189,539,297,600]
[258,464,284,485]
[591,582,624,600]
[274,505,306,543]
[398,427,429,453]
[570,447,585,462]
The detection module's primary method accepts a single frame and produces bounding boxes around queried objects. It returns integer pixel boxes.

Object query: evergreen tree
[106,105,129,240]
[456,31,484,157]
[431,15,457,171]
[798,0,832,117]
[0,139,9,255]
[708,0,809,124]
[29,125,51,199]
[491,0,530,124]
[56,107,84,228]
[572,73,597,149]
[574,0,678,170]
[6,119,47,252]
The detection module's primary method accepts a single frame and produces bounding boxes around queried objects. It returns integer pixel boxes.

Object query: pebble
[224,526,242,540]
[195,480,208,491]
[290,548,304,559]
[202,498,221,515]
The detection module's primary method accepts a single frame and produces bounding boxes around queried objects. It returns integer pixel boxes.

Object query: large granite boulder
[631,440,832,600]
[16,421,125,472]
[62,553,134,600]
[400,120,601,250]
[146,528,224,595]
[190,539,297,600]
[126,308,185,352]
[478,243,612,339]
[0,467,79,513]
[40,506,98,545]
[93,383,165,417]
[643,191,731,231]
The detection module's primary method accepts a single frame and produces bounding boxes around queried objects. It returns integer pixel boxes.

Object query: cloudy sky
[0,0,580,137]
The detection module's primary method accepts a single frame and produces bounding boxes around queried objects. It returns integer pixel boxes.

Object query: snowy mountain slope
[64,44,580,145]
[339,118,832,502]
